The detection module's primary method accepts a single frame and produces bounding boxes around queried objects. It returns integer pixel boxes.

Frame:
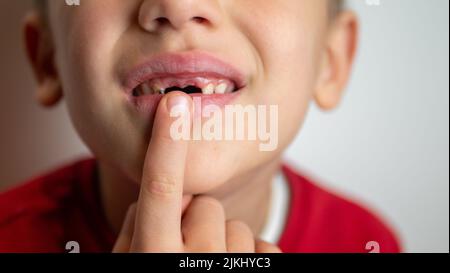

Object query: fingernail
[167,94,190,113]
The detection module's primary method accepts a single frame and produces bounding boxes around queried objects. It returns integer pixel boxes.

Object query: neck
[98,158,282,237]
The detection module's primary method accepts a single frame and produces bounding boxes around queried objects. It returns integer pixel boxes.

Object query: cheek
[51,0,137,100]
[50,3,149,182]
[54,8,120,95]
[236,8,325,151]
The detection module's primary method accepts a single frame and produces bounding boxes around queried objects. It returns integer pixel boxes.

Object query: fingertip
[152,92,193,140]
[164,91,192,116]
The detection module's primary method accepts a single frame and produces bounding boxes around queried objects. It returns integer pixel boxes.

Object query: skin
[23,0,358,252]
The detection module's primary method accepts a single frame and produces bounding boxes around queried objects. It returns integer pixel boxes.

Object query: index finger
[131,92,192,252]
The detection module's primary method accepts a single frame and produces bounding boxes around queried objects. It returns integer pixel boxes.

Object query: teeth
[134,80,234,97]
[152,85,164,95]
[215,83,227,94]
[144,83,153,95]
[202,84,214,95]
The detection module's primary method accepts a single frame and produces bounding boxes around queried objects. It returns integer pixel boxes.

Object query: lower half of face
[51,0,328,194]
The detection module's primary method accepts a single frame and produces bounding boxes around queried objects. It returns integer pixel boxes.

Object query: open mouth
[125,52,247,99]
[132,76,238,97]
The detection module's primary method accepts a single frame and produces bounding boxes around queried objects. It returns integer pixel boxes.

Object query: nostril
[193,17,208,24]
[155,17,170,25]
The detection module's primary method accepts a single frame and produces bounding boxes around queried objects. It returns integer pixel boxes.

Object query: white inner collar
[259,171,291,244]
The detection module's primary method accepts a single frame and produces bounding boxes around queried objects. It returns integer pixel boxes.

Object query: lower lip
[128,90,243,119]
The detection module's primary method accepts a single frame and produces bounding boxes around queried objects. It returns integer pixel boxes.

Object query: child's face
[28,0,355,194]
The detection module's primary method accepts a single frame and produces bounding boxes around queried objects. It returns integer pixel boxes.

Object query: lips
[124,52,247,97]
[122,52,247,117]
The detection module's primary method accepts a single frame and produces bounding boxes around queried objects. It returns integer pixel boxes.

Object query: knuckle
[143,174,181,196]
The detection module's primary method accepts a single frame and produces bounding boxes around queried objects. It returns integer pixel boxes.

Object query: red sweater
[0,159,401,253]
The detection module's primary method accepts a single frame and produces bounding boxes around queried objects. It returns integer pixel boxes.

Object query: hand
[113,92,281,253]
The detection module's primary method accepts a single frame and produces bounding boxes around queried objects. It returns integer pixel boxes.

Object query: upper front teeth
[203,82,232,94]
[134,81,234,96]
[141,83,152,95]
[203,84,214,95]
[215,83,227,94]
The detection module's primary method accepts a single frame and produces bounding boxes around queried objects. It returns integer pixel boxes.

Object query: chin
[182,146,237,194]
[183,164,228,195]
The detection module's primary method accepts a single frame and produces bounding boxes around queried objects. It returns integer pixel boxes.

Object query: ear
[314,11,359,111]
[23,11,63,107]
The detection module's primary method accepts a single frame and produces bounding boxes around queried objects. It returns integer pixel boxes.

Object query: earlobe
[314,11,359,111]
[36,78,63,107]
[314,84,343,111]
[23,11,63,107]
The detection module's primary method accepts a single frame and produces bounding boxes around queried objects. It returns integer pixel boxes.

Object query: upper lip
[123,51,247,95]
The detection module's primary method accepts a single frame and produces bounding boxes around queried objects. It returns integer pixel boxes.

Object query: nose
[138,0,222,33]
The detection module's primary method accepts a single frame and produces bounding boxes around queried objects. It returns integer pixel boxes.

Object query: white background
[0,0,448,252]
